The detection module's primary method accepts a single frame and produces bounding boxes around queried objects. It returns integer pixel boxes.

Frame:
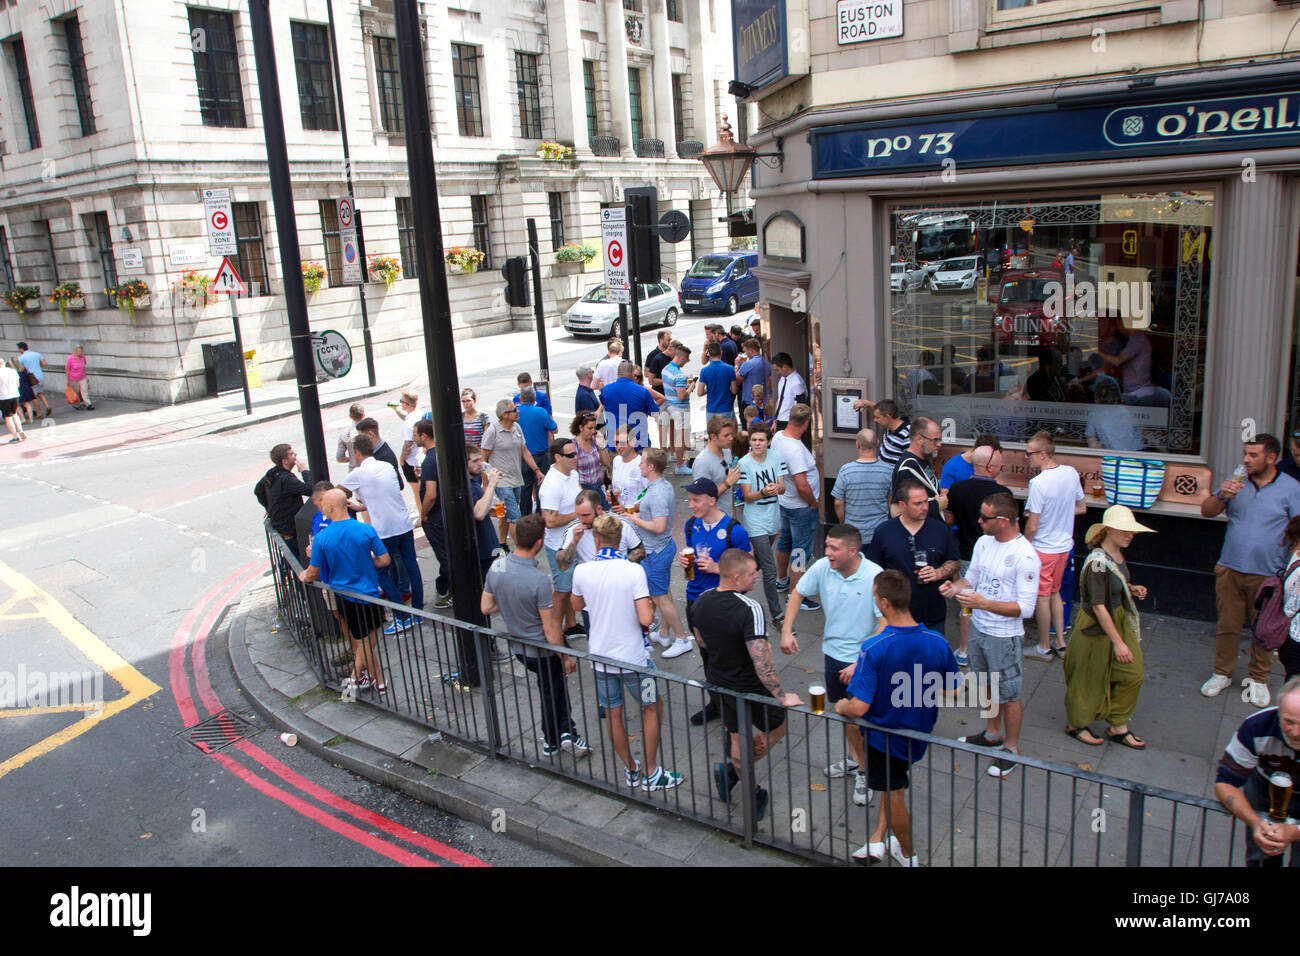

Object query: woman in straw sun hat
[1062,505,1154,749]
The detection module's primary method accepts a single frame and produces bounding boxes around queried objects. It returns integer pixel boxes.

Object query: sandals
[1065,726,1105,746]
[1106,729,1146,750]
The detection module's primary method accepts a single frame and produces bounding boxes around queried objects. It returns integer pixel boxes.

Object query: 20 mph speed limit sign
[601,207,630,304]
[203,187,236,257]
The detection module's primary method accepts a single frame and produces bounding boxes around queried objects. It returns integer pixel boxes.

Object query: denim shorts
[594,660,658,709]
[494,485,522,523]
[641,543,676,596]
[545,546,575,593]
[968,624,1022,703]
[777,505,819,564]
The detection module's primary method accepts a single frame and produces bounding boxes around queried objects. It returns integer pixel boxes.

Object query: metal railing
[634,138,665,159]
[590,135,621,157]
[675,139,703,160]
[265,526,1243,866]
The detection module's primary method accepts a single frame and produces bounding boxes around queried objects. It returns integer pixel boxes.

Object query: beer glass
[1269,771,1294,823]
[493,500,506,519]
[1090,482,1104,500]
[609,487,620,507]
[809,685,826,715]
[960,587,975,617]
[682,547,695,581]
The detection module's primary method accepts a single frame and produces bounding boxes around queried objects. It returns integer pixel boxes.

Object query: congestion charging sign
[601,207,631,304]
[836,0,904,43]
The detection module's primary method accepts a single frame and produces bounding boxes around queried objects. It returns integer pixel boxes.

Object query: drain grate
[178,710,260,753]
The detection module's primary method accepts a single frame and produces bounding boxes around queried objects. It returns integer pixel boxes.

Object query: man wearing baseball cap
[677,476,752,723]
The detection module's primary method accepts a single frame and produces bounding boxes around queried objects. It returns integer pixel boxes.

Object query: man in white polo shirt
[339,432,423,635]
[941,492,1040,779]
[1022,430,1085,659]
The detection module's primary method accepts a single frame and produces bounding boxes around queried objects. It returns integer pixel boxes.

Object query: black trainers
[959,730,1004,748]
[753,786,769,822]
[714,761,739,801]
[987,748,1019,778]
[563,623,586,639]
[690,699,721,726]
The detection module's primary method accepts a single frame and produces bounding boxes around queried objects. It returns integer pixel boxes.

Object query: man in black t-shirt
[691,549,802,822]
[356,417,403,489]
[867,481,961,637]
[413,419,451,606]
[645,329,674,389]
[947,446,1015,561]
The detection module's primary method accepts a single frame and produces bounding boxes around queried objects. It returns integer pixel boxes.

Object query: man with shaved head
[300,489,392,694]
[832,427,893,547]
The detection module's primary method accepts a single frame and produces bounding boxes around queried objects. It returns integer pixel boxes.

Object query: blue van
[679,251,759,315]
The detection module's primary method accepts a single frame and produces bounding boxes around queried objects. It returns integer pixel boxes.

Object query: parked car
[679,251,759,315]
[927,255,983,293]
[890,261,927,293]
[563,281,680,338]
[992,269,1071,348]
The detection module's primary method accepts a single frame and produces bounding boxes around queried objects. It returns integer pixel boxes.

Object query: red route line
[208,750,437,867]
[177,556,489,867]
[169,561,261,727]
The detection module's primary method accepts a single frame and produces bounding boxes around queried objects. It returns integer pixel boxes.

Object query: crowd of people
[0,342,95,443]
[258,334,1300,868]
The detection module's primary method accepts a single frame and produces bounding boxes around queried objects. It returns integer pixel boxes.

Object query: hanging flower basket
[367,254,402,289]
[302,261,326,294]
[48,282,85,323]
[446,246,485,275]
[171,270,217,309]
[4,285,41,324]
[106,279,150,324]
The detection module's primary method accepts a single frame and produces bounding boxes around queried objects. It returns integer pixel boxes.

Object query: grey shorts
[967,625,1022,703]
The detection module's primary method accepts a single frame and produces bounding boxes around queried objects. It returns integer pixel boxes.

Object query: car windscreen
[687,256,732,278]
[580,286,611,303]
[890,263,904,273]
[998,278,1054,302]
[941,258,978,271]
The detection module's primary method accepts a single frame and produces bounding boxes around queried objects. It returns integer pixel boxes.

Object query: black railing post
[474,628,502,753]
[736,693,756,846]
[1125,789,1146,866]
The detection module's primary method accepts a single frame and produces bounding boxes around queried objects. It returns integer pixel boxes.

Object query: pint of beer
[610,487,620,507]
[1269,771,1294,823]
[682,547,695,581]
[628,501,640,515]
[1091,483,1104,500]
[493,500,506,519]
[809,685,826,714]
[960,587,975,617]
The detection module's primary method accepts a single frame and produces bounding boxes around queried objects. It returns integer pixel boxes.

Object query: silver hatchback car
[563,281,680,338]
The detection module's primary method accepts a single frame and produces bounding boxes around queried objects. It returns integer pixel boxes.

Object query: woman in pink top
[66,346,92,410]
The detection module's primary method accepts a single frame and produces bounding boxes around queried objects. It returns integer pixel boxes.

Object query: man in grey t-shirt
[692,414,742,514]
[482,399,545,544]
[481,513,589,757]
[621,447,690,652]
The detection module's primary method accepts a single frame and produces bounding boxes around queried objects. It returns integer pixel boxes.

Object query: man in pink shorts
[1022,430,1084,659]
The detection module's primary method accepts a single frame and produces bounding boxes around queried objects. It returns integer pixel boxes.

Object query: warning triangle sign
[212,256,248,295]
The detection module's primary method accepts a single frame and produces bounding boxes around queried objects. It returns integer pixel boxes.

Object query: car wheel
[663,307,678,327]
[610,317,625,340]
[725,295,739,316]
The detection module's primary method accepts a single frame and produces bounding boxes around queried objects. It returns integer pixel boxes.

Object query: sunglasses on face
[554,450,577,459]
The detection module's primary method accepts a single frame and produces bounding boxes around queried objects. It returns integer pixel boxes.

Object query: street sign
[169,244,205,267]
[312,329,353,381]
[212,256,248,295]
[658,210,690,243]
[601,207,630,304]
[337,197,362,284]
[203,187,236,256]
[122,247,144,269]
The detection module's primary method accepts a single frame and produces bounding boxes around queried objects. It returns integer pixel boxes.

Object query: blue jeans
[379,530,423,622]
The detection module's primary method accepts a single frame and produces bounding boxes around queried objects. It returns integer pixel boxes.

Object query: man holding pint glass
[1215,675,1300,866]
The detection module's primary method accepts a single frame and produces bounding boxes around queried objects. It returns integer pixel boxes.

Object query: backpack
[1252,555,1300,651]
[253,468,276,510]
[684,514,741,555]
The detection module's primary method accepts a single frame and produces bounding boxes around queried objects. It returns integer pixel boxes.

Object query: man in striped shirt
[1215,676,1300,866]
[853,397,911,466]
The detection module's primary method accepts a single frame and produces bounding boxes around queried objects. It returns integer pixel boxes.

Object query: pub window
[188,7,245,128]
[291,21,338,131]
[318,199,342,285]
[471,195,492,269]
[452,43,483,137]
[233,202,269,297]
[889,190,1214,456]
[515,52,542,139]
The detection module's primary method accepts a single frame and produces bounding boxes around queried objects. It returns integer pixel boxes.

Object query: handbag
[65,384,80,404]
[1100,456,1165,509]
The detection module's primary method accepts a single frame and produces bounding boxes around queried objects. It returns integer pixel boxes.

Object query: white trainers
[1023,645,1054,662]
[1242,678,1271,708]
[851,841,886,864]
[1200,674,1232,697]
[852,771,873,806]
[825,758,860,779]
[662,638,695,659]
[648,630,672,648]
[889,835,919,867]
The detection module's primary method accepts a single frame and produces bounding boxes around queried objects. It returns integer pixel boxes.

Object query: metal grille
[178,710,259,753]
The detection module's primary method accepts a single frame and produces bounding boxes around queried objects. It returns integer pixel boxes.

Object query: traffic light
[625,186,661,285]
[502,256,529,307]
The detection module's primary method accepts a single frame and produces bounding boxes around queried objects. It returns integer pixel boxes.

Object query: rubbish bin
[201,341,242,396]
[244,348,262,389]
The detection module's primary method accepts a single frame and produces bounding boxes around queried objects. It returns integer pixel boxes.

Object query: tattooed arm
[746,637,801,707]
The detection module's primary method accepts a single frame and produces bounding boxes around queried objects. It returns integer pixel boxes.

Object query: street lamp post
[698,116,783,229]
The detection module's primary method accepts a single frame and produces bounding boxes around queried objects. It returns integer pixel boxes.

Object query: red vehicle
[992,269,1071,349]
